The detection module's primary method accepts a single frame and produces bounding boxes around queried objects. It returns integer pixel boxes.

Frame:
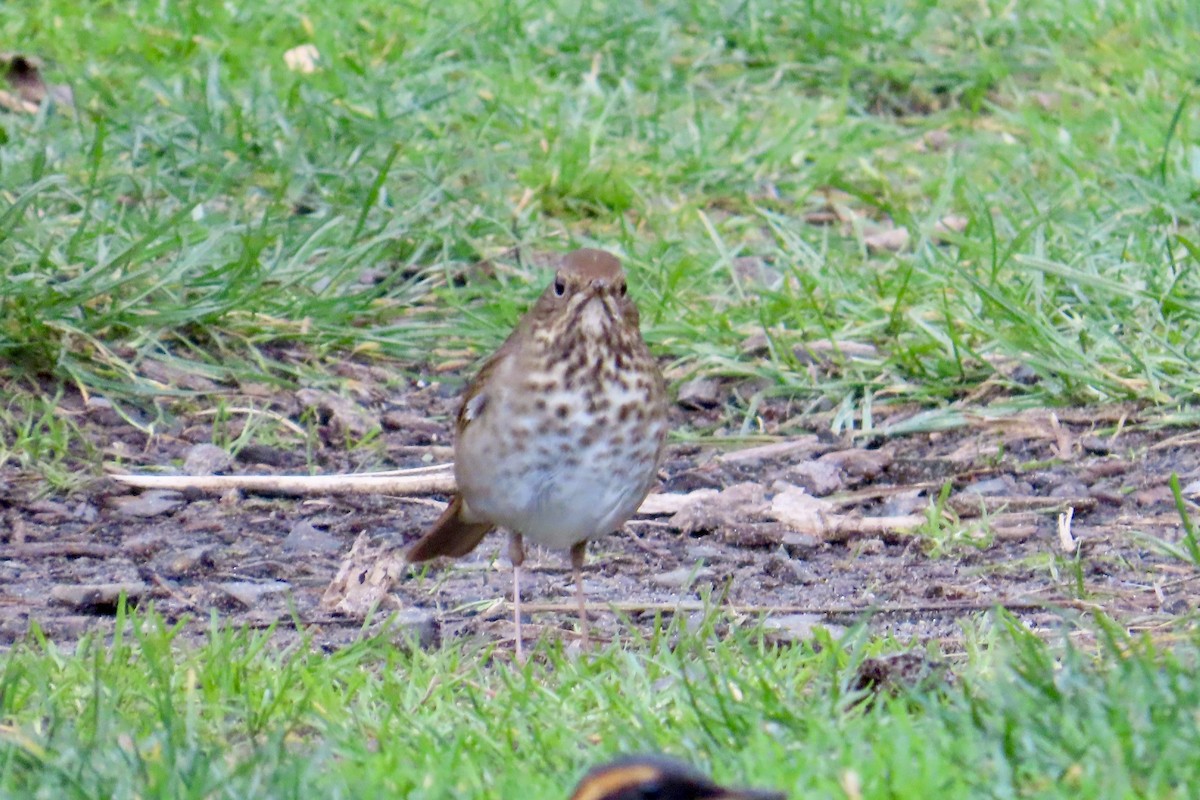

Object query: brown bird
[407,248,669,657]
[569,756,786,800]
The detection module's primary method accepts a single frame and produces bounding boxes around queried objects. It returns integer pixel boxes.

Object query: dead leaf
[852,651,954,699]
[785,447,894,496]
[807,340,880,358]
[320,532,405,617]
[802,209,841,226]
[296,388,377,439]
[923,130,951,152]
[1033,91,1060,111]
[971,409,1075,459]
[863,226,909,254]
[819,447,894,480]
[0,89,36,115]
[943,437,1003,464]
[662,482,789,548]
[732,256,783,289]
[716,436,826,464]
[139,358,221,392]
[668,482,769,534]
[784,460,844,496]
[740,332,771,356]
[283,44,321,74]
[769,488,835,530]
[932,215,969,242]
[792,340,880,365]
[676,376,722,410]
[770,487,924,543]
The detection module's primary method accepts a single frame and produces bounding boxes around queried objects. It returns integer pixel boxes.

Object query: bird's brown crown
[562,248,625,283]
[547,248,629,299]
[569,756,785,800]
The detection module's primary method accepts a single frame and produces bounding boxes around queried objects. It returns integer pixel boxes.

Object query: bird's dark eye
[554,277,566,296]
[618,281,627,296]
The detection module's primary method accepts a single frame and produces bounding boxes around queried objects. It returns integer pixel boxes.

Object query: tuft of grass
[1133,472,1200,570]
[0,0,1198,470]
[914,480,993,557]
[1167,472,1200,567]
[1,606,1199,798]
[0,392,94,491]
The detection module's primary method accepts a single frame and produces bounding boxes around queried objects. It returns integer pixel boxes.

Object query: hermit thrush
[407,248,669,657]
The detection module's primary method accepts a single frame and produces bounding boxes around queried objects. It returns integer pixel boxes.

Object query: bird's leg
[508,532,526,662]
[570,540,590,651]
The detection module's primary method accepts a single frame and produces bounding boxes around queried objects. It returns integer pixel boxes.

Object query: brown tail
[406,494,494,562]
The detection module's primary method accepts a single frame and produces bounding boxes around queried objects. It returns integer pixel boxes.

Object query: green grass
[4,2,1200,797]
[3,0,1199,459]
[1,606,1198,799]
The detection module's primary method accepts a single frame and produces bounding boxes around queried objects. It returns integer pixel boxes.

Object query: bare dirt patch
[3,374,1198,653]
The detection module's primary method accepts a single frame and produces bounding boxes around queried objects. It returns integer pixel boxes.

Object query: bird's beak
[588,284,618,320]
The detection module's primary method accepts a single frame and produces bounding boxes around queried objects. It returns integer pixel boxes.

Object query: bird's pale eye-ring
[554,277,566,296]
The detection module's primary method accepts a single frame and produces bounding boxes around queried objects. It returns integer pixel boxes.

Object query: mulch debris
[2,374,1198,654]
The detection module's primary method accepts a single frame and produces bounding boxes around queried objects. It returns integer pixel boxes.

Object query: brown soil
[2,372,1198,654]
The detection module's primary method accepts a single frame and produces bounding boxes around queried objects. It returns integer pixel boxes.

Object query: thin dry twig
[107,469,455,496]
[950,494,1096,516]
[518,597,1100,616]
[0,542,121,559]
[716,436,825,464]
[146,572,199,610]
[107,467,695,521]
[192,406,307,436]
[1148,430,1200,451]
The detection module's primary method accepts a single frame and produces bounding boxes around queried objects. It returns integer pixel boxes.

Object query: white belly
[455,396,664,551]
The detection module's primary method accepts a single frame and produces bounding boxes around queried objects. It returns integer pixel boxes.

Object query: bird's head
[569,756,785,800]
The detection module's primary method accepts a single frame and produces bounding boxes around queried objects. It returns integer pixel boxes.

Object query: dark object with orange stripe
[569,755,786,800]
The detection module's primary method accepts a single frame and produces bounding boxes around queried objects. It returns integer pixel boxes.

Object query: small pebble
[183,443,233,476]
[762,613,845,643]
[218,580,290,608]
[50,582,149,611]
[283,521,342,555]
[676,377,722,410]
[113,491,183,518]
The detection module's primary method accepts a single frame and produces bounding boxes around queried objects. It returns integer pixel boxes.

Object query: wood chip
[636,490,719,516]
[769,488,924,543]
[716,436,825,464]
